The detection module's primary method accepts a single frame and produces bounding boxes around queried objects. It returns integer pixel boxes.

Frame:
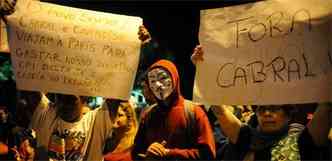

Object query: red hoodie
[132,60,216,160]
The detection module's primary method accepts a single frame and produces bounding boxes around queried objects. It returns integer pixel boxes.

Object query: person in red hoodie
[132,60,216,160]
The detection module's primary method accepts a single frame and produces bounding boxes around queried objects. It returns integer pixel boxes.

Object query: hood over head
[147,60,182,106]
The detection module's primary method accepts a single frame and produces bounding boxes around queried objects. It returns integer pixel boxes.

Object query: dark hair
[106,98,125,119]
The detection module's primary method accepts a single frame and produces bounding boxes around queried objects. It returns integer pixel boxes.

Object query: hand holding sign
[138,25,151,44]
[191,45,204,65]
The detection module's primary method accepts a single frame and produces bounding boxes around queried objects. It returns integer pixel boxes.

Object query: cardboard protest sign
[194,0,332,105]
[6,0,142,99]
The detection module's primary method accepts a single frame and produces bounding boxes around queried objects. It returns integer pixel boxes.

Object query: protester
[191,45,332,161]
[19,92,111,161]
[104,100,138,161]
[132,59,216,160]
[212,104,331,161]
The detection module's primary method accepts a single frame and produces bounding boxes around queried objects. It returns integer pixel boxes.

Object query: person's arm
[307,102,332,146]
[211,105,242,144]
[27,92,51,130]
[165,105,216,160]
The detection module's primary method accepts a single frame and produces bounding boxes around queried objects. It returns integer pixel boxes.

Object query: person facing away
[191,45,332,161]
[104,99,138,161]
[132,59,216,160]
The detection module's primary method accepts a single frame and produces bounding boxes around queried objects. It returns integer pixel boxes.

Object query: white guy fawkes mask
[147,68,174,100]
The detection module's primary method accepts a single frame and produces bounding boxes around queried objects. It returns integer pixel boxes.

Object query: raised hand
[191,45,204,65]
[138,25,151,44]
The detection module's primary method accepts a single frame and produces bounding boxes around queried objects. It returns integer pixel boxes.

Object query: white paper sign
[194,0,332,105]
[7,0,142,99]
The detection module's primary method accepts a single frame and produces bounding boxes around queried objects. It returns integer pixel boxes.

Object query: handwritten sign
[194,0,332,105]
[6,0,142,99]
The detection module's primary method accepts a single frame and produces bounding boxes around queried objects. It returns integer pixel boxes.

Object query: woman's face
[256,105,289,134]
[113,105,128,130]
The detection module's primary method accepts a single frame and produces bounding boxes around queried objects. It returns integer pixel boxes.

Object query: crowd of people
[0,0,332,161]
